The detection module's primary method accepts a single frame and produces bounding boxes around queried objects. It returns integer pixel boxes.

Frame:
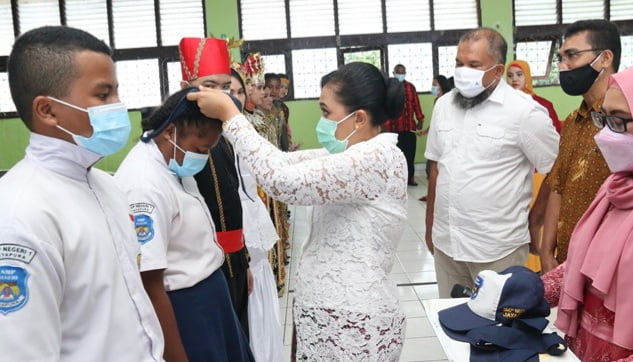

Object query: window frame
[0,0,207,118]
[512,0,633,87]
[238,0,482,100]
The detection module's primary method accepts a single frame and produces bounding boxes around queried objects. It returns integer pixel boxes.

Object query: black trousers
[396,131,417,181]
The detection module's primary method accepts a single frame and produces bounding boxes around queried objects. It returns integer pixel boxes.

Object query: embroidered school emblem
[471,275,483,299]
[134,214,155,244]
[0,266,30,315]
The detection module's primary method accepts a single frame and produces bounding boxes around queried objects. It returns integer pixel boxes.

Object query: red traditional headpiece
[179,37,230,81]
[237,52,265,86]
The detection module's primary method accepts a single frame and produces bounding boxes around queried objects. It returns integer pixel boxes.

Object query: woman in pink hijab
[542,66,633,361]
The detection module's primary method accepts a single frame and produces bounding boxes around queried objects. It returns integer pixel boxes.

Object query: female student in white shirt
[115,88,253,362]
[189,62,408,361]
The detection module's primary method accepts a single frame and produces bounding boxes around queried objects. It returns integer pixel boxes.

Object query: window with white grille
[112,0,157,49]
[159,0,204,46]
[289,0,335,38]
[621,35,633,70]
[262,54,286,74]
[387,43,433,92]
[611,0,633,21]
[0,72,16,113]
[0,1,13,56]
[514,0,557,26]
[240,0,287,40]
[562,0,604,24]
[291,48,337,99]
[438,45,458,78]
[515,41,554,77]
[433,0,478,30]
[0,0,206,114]
[338,0,383,35]
[116,59,162,108]
[167,61,183,97]
[65,0,110,45]
[386,0,431,33]
[17,0,61,34]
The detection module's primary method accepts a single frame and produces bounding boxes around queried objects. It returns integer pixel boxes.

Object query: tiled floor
[279,171,449,361]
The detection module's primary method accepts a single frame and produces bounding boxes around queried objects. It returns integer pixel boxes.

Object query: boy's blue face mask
[315,111,357,154]
[48,97,131,156]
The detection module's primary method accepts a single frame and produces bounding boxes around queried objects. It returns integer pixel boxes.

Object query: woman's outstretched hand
[186,87,241,122]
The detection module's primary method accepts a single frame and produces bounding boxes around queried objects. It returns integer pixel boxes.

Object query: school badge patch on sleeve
[134,214,155,244]
[0,266,30,315]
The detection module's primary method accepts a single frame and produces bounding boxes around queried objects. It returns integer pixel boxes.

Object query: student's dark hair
[564,19,621,71]
[459,27,507,64]
[8,26,112,129]
[141,87,221,141]
[435,75,454,94]
[278,73,289,80]
[264,73,280,84]
[321,62,404,126]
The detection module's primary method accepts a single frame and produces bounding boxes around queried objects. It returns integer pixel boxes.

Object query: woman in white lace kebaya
[189,62,408,361]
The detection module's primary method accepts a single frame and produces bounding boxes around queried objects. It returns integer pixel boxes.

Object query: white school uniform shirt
[115,139,224,291]
[425,80,559,262]
[0,133,164,362]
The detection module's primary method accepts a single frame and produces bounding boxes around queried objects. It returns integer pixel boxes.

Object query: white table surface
[422,298,580,362]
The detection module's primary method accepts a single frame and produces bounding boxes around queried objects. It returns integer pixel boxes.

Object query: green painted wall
[0,0,587,171]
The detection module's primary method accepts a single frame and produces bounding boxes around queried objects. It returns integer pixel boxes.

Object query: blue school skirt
[168,269,254,362]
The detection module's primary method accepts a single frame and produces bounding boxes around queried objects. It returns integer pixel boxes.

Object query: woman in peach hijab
[508,60,562,272]
[507,60,562,133]
[542,66,633,361]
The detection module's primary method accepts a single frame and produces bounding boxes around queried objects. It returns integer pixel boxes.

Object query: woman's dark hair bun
[321,62,405,126]
[384,77,405,120]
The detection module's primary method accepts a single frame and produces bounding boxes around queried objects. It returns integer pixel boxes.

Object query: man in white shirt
[0,26,164,360]
[425,28,559,297]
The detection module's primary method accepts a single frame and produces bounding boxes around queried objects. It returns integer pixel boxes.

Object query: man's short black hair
[8,26,112,129]
[564,19,621,72]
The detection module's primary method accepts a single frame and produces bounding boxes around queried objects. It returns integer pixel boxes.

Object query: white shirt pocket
[473,123,505,159]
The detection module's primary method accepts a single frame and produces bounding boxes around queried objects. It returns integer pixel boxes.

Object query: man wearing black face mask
[539,20,621,274]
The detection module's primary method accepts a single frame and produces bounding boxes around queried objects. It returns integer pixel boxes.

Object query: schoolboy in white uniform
[0,26,163,361]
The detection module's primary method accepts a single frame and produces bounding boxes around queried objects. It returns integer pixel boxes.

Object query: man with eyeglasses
[540,19,621,273]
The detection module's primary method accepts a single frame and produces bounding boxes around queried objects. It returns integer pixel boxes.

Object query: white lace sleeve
[282,148,329,164]
[223,114,394,206]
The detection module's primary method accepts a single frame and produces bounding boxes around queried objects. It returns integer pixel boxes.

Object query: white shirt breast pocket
[436,123,455,153]
[473,123,505,159]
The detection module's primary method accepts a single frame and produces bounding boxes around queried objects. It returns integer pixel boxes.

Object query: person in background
[0,25,164,361]
[115,88,254,362]
[542,65,633,361]
[265,73,289,151]
[420,75,454,202]
[507,60,562,133]
[278,73,300,151]
[278,73,291,120]
[230,69,284,362]
[178,37,253,337]
[507,59,563,273]
[189,61,408,361]
[237,55,289,296]
[242,53,265,118]
[425,27,559,298]
[383,64,425,186]
[430,75,453,101]
[540,20,621,273]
